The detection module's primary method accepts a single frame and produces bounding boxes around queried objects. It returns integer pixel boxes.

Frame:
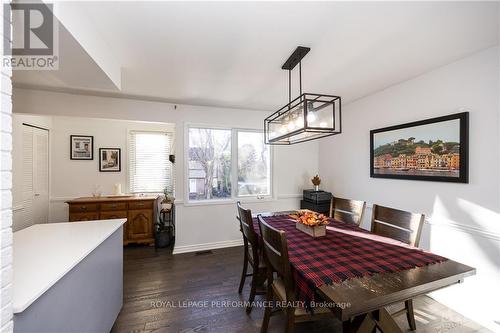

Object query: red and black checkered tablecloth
[253,214,447,306]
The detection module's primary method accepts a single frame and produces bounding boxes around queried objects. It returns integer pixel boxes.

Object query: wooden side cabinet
[66,196,158,245]
[127,209,153,241]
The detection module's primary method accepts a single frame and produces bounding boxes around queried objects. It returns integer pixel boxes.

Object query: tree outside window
[188,128,231,200]
[187,127,271,202]
[237,131,270,196]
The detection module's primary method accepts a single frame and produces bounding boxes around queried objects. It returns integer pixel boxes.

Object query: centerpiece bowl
[289,210,329,237]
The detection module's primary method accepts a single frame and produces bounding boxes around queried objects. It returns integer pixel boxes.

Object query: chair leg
[260,288,273,333]
[342,318,352,333]
[405,299,417,331]
[238,254,248,293]
[285,308,295,333]
[246,271,257,314]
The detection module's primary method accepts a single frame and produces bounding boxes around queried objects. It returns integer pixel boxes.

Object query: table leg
[375,308,403,333]
[343,314,375,333]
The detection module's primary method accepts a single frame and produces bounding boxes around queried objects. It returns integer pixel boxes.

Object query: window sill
[183,199,235,207]
[182,196,276,207]
[237,196,275,204]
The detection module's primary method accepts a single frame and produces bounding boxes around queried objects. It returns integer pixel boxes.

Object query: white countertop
[13,219,126,313]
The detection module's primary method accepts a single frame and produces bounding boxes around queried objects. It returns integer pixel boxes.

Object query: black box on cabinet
[303,190,332,204]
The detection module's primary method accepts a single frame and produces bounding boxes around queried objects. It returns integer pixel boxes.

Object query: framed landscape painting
[370,112,468,183]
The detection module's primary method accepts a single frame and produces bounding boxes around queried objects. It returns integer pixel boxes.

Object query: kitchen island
[13,219,126,333]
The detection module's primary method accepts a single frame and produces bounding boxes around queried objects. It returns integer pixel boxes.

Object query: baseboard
[172,239,243,255]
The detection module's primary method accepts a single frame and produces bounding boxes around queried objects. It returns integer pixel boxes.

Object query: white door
[20,125,34,230]
[20,125,49,229]
[32,127,49,224]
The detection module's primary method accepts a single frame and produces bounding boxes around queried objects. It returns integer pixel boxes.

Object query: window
[188,127,232,200]
[129,131,173,193]
[187,126,271,202]
[237,131,271,197]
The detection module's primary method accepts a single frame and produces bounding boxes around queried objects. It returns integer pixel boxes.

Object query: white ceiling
[13,22,119,91]
[14,1,499,111]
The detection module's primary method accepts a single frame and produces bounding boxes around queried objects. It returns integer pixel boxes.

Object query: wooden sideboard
[66,196,158,245]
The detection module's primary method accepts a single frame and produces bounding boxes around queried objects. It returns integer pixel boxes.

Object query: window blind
[129,131,173,193]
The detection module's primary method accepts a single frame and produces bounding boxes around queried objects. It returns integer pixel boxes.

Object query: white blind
[129,131,173,193]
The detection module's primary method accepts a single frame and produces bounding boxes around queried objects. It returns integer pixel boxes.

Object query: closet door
[33,127,49,224]
[20,126,34,230]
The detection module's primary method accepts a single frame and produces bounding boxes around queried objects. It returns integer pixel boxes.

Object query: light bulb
[279,126,287,134]
[287,121,295,131]
[320,121,327,128]
[307,112,316,123]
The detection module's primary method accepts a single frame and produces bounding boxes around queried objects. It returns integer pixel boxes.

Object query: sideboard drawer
[128,200,153,210]
[69,212,100,222]
[101,202,128,211]
[100,210,128,220]
[69,203,99,213]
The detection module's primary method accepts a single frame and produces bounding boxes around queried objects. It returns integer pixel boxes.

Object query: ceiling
[14,1,499,111]
[13,22,120,91]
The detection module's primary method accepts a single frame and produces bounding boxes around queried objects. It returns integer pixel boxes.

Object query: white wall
[47,116,174,223]
[318,47,500,331]
[12,114,175,225]
[12,89,319,253]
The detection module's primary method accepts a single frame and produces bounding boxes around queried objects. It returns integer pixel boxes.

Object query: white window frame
[127,129,174,194]
[184,123,274,206]
[233,128,273,200]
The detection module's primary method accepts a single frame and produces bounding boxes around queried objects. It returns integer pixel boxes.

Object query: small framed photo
[70,135,94,160]
[99,148,121,172]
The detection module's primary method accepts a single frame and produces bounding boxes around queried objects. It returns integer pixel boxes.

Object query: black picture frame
[99,148,121,172]
[370,112,469,183]
[70,135,94,160]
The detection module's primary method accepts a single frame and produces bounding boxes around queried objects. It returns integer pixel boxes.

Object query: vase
[314,185,319,191]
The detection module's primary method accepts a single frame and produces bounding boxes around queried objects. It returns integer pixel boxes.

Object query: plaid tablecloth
[253,215,447,306]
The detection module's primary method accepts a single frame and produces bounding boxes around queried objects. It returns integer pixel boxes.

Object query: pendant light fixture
[264,46,342,145]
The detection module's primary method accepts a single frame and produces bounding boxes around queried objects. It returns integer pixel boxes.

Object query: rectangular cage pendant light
[264,47,342,145]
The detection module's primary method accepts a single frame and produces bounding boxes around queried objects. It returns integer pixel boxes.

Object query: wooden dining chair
[371,204,425,331]
[329,196,366,226]
[236,202,266,314]
[258,215,331,333]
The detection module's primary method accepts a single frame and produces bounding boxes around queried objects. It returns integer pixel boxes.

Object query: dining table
[253,211,476,333]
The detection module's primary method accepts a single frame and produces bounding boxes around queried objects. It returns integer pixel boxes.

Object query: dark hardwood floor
[112,246,490,333]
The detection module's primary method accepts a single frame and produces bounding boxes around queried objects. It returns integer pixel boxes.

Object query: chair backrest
[237,201,258,246]
[371,204,425,247]
[329,196,366,225]
[257,215,294,301]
